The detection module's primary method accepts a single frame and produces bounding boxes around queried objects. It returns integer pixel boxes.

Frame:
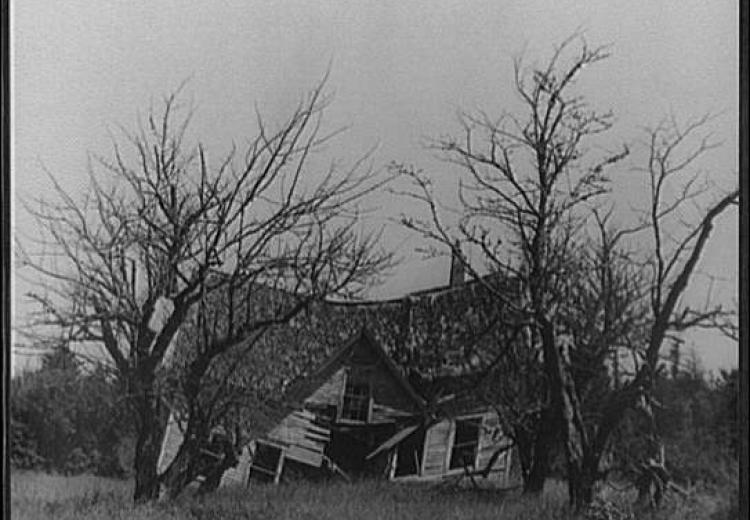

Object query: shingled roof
[165,255,522,439]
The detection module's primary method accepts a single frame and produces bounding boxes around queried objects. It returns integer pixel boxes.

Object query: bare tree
[157,265,387,498]
[16,77,393,502]
[397,36,626,495]
[562,117,739,508]
[396,36,737,509]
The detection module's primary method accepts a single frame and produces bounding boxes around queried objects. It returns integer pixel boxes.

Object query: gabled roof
[358,329,427,408]
[283,328,426,410]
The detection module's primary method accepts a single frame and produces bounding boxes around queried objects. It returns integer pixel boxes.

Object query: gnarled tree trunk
[567,453,603,510]
[133,385,169,502]
[161,438,200,500]
[519,409,557,494]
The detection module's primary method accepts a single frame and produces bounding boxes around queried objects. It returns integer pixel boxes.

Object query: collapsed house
[235,330,513,485]
[158,252,518,487]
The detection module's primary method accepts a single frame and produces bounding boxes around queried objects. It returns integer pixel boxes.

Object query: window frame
[338,369,372,423]
[448,414,483,470]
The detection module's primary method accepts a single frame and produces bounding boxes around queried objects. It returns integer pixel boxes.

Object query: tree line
[10,341,738,492]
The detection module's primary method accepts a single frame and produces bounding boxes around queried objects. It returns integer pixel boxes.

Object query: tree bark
[133,419,166,501]
[161,440,199,500]
[523,441,551,493]
[132,375,168,503]
[568,463,597,510]
[565,447,607,510]
[520,407,557,494]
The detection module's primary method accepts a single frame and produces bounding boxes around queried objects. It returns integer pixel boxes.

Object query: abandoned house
[158,251,519,488]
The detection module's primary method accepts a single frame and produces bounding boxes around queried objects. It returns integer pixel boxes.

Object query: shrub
[10,417,43,470]
[10,346,135,476]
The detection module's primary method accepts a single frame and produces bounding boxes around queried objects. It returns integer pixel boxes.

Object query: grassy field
[10,471,737,520]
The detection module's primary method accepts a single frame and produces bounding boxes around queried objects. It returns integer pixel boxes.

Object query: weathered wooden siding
[302,338,417,424]
[367,365,417,420]
[305,367,347,407]
[401,411,512,484]
[421,419,452,476]
[267,410,330,467]
[349,340,419,418]
[476,411,511,483]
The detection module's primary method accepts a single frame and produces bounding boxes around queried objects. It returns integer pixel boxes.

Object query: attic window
[340,372,371,422]
[449,416,482,470]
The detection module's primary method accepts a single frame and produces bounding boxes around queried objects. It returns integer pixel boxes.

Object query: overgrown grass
[10,471,737,520]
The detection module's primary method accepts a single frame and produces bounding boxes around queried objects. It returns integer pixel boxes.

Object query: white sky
[11,0,739,374]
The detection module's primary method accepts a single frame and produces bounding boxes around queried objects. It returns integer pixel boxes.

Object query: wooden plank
[270,412,331,443]
[268,431,325,452]
[421,419,452,476]
[275,452,285,484]
[303,431,330,442]
[295,423,330,437]
[271,423,328,444]
[249,464,277,477]
[371,404,414,422]
[270,425,319,444]
[284,419,330,437]
[476,411,507,473]
[286,436,327,448]
[291,409,317,420]
[366,424,420,460]
[286,445,324,467]
[290,439,325,452]
[444,419,456,473]
[287,412,327,427]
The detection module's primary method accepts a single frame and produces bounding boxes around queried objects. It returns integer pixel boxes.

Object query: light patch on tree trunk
[148,297,174,335]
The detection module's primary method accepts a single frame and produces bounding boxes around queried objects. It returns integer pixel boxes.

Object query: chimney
[449,240,465,287]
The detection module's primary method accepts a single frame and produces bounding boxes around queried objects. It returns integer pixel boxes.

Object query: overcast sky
[11,0,739,373]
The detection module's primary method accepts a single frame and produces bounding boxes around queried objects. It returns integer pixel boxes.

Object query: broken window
[449,416,481,470]
[340,372,371,422]
[394,428,426,477]
[248,441,284,483]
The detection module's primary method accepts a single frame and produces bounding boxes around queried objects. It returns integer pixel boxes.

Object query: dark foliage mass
[611,360,738,488]
[10,347,135,477]
[655,367,738,484]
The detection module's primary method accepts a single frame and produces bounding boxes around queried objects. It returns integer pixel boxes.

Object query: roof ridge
[324,272,509,308]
